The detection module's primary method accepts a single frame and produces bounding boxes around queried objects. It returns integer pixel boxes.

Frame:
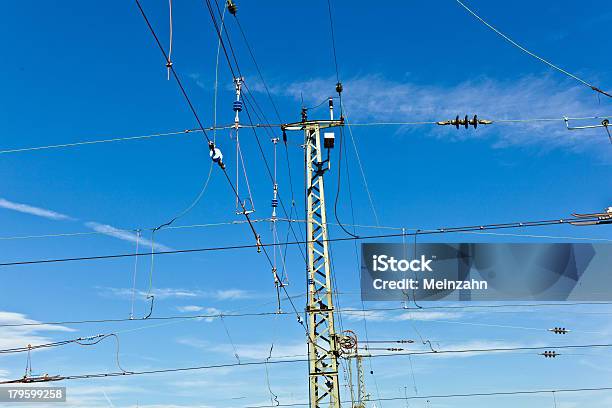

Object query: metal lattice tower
[305,121,340,408]
[283,100,344,408]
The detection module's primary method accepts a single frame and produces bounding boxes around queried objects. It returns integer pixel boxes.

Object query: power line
[0,218,276,241]
[326,0,341,85]
[3,343,611,383]
[2,300,611,329]
[1,214,607,267]
[455,0,612,98]
[231,13,283,123]
[134,0,280,276]
[241,386,612,408]
[2,115,611,155]
[199,0,310,333]
[0,129,198,154]
[133,0,311,335]
[2,216,611,243]
[201,0,309,266]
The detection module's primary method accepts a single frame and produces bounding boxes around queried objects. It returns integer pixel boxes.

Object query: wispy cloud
[264,74,611,151]
[0,369,11,382]
[0,197,173,250]
[394,311,464,321]
[84,222,171,251]
[100,287,256,302]
[179,338,306,360]
[100,287,202,300]
[0,198,74,221]
[176,306,222,322]
[0,311,74,356]
[213,289,255,300]
[176,305,207,313]
[341,308,389,322]
[341,308,463,322]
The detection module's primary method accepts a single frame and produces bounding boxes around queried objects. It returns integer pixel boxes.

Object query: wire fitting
[227,0,237,15]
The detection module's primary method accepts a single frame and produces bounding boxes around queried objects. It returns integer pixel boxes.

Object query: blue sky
[0,0,611,407]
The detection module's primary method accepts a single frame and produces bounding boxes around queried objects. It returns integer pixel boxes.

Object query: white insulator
[210,147,223,163]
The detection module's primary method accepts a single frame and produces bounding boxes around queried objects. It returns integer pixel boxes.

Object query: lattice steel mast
[282,98,344,408]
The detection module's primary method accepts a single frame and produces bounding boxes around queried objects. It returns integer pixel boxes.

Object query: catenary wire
[3,115,611,155]
[0,214,607,267]
[2,300,611,329]
[2,217,611,243]
[240,386,612,408]
[454,0,611,98]
[2,343,611,383]
[134,0,309,334]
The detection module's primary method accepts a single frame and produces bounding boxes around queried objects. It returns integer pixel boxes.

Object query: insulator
[542,350,559,358]
[336,82,343,94]
[437,114,493,128]
[549,327,569,334]
[209,146,223,163]
[301,107,308,122]
[282,129,287,143]
[271,198,278,208]
[233,100,243,112]
[227,0,237,15]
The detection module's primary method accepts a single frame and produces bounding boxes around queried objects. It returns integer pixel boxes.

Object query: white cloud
[395,311,464,321]
[341,308,463,322]
[267,74,611,151]
[213,289,255,300]
[100,287,202,300]
[0,198,174,251]
[0,311,74,360]
[176,305,206,312]
[176,306,222,322]
[85,222,172,251]
[226,341,306,360]
[0,198,73,220]
[180,337,306,361]
[341,308,389,322]
[100,287,254,302]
